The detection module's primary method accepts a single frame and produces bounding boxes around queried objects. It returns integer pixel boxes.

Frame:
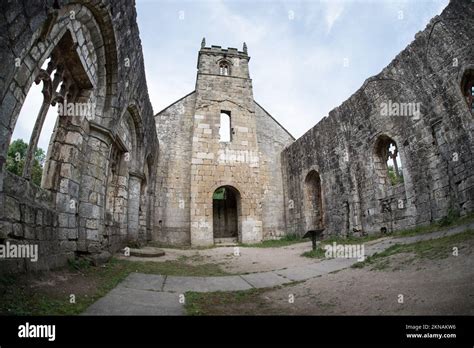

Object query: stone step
[214,237,238,245]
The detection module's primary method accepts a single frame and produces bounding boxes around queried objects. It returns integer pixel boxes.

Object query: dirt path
[117,241,321,274]
[195,236,474,315]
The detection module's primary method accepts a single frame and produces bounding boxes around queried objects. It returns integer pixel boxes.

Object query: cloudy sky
[12,0,449,151]
[136,0,448,139]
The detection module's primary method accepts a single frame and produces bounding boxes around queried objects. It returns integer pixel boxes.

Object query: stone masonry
[281,0,474,238]
[0,0,158,273]
[0,0,473,273]
[154,41,294,246]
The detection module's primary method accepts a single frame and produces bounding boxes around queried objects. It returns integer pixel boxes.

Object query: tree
[6,139,45,186]
[387,165,404,185]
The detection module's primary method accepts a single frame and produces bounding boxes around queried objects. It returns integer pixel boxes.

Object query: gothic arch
[373,134,404,187]
[216,58,233,76]
[1,2,119,191]
[303,170,324,231]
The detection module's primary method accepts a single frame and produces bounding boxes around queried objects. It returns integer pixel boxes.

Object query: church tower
[154,39,293,247]
[189,40,264,245]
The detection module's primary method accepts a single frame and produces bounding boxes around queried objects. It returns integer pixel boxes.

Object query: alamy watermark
[380,100,422,120]
[57,100,96,118]
[18,322,55,341]
[0,241,38,262]
[324,242,365,262]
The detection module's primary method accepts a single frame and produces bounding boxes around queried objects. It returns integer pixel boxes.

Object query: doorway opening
[213,186,240,241]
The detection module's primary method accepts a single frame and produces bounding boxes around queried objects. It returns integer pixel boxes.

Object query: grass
[301,234,381,259]
[301,247,327,259]
[351,229,474,270]
[184,281,302,315]
[239,234,306,248]
[184,288,271,315]
[0,257,229,316]
[393,211,474,238]
[301,211,474,259]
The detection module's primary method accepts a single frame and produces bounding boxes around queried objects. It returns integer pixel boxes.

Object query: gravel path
[84,222,474,315]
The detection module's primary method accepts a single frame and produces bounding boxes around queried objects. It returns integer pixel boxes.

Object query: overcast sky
[12,0,449,151]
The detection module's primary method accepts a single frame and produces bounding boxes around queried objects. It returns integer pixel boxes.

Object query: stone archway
[304,170,324,231]
[212,186,241,241]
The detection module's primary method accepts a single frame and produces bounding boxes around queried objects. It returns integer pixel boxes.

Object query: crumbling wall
[0,0,158,273]
[282,1,474,237]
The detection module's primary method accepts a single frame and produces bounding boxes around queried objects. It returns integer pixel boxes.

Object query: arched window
[219,61,230,76]
[461,70,474,113]
[374,135,404,186]
[219,111,231,142]
[7,30,93,188]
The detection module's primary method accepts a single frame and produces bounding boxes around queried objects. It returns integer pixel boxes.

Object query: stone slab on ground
[163,275,253,293]
[118,273,166,292]
[83,287,184,315]
[240,271,290,288]
[130,247,165,258]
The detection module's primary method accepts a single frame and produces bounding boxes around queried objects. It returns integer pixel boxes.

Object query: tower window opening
[219,111,231,142]
[219,62,229,76]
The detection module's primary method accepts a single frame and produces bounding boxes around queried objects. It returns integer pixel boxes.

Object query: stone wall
[0,0,158,273]
[282,0,474,237]
[2,0,471,274]
[153,92,196,245]
[254,101,294,239]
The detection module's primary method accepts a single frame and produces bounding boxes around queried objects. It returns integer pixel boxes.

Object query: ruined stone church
[0,0,472,273]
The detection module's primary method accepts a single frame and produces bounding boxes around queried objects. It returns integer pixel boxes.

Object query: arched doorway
[212,186,240,240]
[304,170,324,231]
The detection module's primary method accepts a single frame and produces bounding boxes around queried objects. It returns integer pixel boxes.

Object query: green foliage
[6,139,45,186]
[438,208,460,227]
[387,165,404,185]
[67,257,92,271]
[301,247,327,259]
[213,187,226,200]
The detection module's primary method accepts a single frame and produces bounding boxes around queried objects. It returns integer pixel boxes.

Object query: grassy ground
[184,282,303,315]
[184,288,275,315]
[239,234,306,248]
[301,234,386,259]
[352,229,474,271]
[0,257,229,316]
[301,212,474,259]
[392,211,474,238]
[184,229,474,315]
